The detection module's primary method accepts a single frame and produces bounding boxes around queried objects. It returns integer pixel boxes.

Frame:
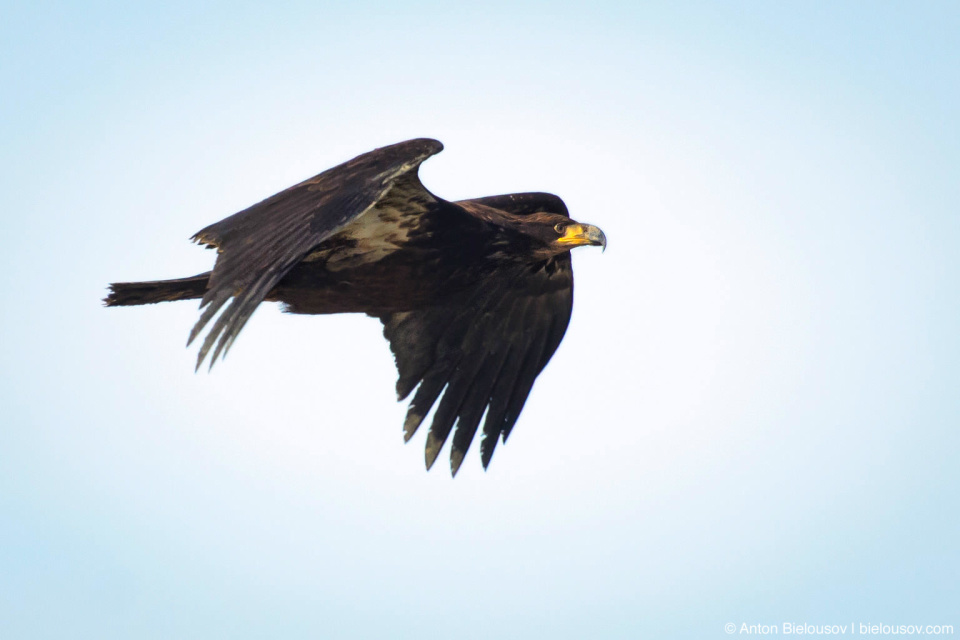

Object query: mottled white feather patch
[302,174,434,271]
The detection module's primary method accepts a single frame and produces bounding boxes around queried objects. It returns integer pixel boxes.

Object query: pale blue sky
[1,2,958,638]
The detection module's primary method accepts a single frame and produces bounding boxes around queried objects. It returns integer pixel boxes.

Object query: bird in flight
[105,138,606,475]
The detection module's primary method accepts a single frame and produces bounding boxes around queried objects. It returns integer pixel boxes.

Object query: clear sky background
[1,1,958,638]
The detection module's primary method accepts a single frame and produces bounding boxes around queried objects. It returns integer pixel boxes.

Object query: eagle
[105,138,606,475]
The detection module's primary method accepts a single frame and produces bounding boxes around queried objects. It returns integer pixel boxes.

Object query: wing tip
[411,137,443,154]
[424,432,443,471]
[450,448,466,477]
[387,138,444,163]
[480,437,497,470]
[403,408,424,442]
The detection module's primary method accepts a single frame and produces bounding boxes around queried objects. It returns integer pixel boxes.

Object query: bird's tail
[104,273,210,307]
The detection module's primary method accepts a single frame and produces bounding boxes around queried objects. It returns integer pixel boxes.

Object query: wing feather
[187,138,444,369]
[379,255,573,474]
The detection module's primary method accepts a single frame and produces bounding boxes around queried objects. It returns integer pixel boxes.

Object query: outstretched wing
[379,193,574,475]
[188,138,443,369]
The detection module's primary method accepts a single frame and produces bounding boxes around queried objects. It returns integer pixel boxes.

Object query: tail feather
[104,273,210,307]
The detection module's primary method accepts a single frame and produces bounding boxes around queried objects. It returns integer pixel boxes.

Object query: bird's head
[522,212,607,255]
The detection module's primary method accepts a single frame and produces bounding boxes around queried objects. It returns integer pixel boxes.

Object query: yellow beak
[556,224,607,251]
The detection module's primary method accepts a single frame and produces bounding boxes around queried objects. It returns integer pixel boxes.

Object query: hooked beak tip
[590,226,607,252]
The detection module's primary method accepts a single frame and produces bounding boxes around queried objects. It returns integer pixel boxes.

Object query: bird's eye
[554,223,566,234]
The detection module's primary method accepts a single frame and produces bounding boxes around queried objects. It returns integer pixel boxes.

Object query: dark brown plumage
[105,138,606,475]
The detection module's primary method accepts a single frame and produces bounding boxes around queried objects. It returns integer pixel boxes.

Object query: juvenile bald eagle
[105,138,606,475]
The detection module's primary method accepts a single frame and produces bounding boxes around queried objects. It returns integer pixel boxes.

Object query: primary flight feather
[105,138,606,475]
